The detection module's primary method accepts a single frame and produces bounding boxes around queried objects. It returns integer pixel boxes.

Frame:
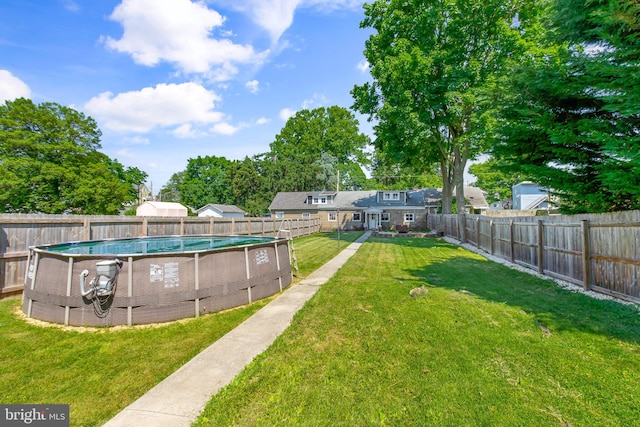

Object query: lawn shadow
[374,236,640,345]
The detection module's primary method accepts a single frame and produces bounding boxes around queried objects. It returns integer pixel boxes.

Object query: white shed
[136,201,188,217]
[197,203,246,218]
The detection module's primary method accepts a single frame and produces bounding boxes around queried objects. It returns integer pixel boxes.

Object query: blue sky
[0,0,373,191]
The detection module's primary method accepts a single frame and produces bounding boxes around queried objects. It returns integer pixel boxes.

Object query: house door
[368,214,378,230]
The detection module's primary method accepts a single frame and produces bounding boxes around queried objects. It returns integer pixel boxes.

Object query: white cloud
[213,0,364,44]
[172,123,200,139]
[60,0,80,13]
[279,107,296,121]
[357,59,369,73]
[245,79,259,94]
[84,82,224,132]
[0,70,31,103]
[256,117,270,125]
[301,93,328,110]
[210,122,239,135]
[103,0,267,80]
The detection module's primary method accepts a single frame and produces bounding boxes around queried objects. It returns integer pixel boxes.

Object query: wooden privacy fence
[0,214,320,295]
[428,211,640,303]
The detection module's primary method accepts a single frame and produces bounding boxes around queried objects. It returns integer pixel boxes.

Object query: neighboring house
[512,182,549,210]
[136,183,152,204]
[424,187,489,215]
[136,201,188,217]
[268,188,488,232]
[197,203,247,218]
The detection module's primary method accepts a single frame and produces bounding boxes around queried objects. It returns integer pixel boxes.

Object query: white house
[136,201,188,217]
[197,203,246,218]
[512,182,549,210]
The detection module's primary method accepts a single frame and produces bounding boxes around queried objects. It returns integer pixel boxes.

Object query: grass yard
[0,232,363,427]
[195,236,640,426]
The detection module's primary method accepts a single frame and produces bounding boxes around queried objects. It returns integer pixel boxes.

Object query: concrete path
[103,231,371,427]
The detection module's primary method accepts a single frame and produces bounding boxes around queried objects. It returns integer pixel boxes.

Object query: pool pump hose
[79,259,123,317]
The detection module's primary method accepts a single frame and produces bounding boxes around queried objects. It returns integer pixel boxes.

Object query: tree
[352,0,534,213]
[158,171,184,202]
[269,106,371,191]
[468,156,529,205]
[0,98,146,214]
[492,0,640,212]
[370,149,442,190]
[179,155,234,210]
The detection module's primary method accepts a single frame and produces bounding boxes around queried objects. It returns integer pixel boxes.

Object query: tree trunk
[453,146,467,215]
[440,159,454,214]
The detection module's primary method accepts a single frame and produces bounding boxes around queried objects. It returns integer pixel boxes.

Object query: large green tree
[492,0,639,213]
[179,155,234,210]
[0,98,146,214]
[269,106,370,191]
[352,0,535,213]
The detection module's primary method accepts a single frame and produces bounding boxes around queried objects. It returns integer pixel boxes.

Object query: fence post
[83,217,91,241]
[510,219,515,263]
[459,214,466,243]
[476,217,480,248]
[582,219,591,291]
[142,218,148,236]
[489,220,495,255]
[537,220,544,275]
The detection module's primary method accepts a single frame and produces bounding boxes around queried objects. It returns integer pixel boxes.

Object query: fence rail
[428,211,640,303]
[0,214,320,295]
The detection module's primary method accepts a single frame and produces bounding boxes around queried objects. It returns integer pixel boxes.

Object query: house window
[302,212,310,219]
[383,191,400,201]
[312,196,329,205]
[404,213,414,222]
[328,212,337,222]
[381,213,390,222]
[275,212,284,219]
[352,212,362,222]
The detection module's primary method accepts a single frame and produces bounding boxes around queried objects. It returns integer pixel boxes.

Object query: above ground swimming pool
[23,235,293,327]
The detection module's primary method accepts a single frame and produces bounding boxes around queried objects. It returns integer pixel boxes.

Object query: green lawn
[195,236,640,426]
[0,232,362,426]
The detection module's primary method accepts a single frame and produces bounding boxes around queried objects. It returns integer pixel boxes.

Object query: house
[197,203,247,218]
[424,187,489,215]
[136,201,188,217]
[512,182,549,210]
[268,187,488,232]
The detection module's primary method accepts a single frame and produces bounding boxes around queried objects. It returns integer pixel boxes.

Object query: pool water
[44,236,273,255]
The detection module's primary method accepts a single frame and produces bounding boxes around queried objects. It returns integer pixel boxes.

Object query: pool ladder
[277,226,298,275]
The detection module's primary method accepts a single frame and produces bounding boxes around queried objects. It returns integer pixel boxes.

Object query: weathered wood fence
[428,211,640,303]
[0,214,320,295]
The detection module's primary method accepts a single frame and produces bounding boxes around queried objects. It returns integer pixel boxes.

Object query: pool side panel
[24,239,292,326]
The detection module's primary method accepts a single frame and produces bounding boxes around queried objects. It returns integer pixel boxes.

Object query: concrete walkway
[104,231,371,427]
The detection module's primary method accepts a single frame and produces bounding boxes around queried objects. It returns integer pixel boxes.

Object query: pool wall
[22,236,292,326]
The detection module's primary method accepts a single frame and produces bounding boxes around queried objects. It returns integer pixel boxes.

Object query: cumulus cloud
[172,123,200,139]
[210,122,240,135]
[256,117,270,125]
[245,79,259,94]
[357,59,369,73]
[84,82,223,133]
[103,0,267,80]
[214,0,364,44]
[279,107,296,121]
[0,70,31,103]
